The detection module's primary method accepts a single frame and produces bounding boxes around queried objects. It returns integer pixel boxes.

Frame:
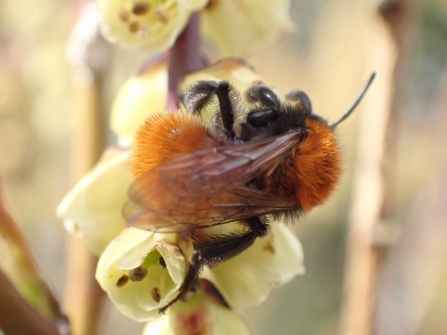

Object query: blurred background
[1,0,447,334]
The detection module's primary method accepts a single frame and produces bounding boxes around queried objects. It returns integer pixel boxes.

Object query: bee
[125,71,375,312]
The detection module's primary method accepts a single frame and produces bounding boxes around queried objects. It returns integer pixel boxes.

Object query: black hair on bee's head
[240,103,310,142]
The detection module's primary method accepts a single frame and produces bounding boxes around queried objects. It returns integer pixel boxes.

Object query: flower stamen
[151,287,161,302]
[119,10,130,22]
[129,21,140,33]
[132,2,150,15]
[129,266,148,281]
[155,5,169,25]
[116,275,129,287]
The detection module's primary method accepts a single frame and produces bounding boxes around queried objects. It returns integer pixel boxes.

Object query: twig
[337,2,397,335]
[168,12,206,110]
[0,179,69,335]
[64,3,108,335]
[338,0,424,334]
[372,66,447,335]
[0,269,64,335]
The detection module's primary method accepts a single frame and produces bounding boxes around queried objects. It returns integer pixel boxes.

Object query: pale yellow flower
[201,0,294,55]
[142,289,252,335]
[204,223,305,309]
[57,150,131,255]
[111,58,168,147]
[98,0,208,50]
[96,227,193,321]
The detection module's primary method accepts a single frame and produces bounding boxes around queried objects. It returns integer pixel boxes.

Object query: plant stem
[338,0,423,334]
[168,12,206,110]
[63,3,108,335]
[0,179,69,335]
[0,269,64,335]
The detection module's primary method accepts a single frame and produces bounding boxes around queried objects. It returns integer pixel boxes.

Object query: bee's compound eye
[247,110,279,127]
[286,89,312,115]
[245,85,281,114]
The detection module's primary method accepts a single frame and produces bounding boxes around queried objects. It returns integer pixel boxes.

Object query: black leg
[159,217,269,313]
[197,217,269,266]
[183,80,239,142]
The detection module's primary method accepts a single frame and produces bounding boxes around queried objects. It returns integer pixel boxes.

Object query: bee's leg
[183,80,239,142]
[196,217,269,267]
[158,251,202,314]
[159,217,268,313]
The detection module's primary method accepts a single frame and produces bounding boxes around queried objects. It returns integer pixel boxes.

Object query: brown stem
[338,0,424,334]
[168,12,206,110]
[0,268,66,335]
[63,4,108,335]
[0,180,69,334]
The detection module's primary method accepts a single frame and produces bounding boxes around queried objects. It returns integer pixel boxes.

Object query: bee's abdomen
[292,118,343,211]
[259,118,343,212]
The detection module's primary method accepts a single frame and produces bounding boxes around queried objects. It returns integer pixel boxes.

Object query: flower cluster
[98,0,293,54]
[58,58,305,334]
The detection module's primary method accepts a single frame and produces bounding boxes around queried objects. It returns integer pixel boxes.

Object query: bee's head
[240,85,313,142]
[240,72,376,142]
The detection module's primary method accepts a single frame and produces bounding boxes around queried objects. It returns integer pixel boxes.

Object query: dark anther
[129,266,148,281]
[159,256,166,268]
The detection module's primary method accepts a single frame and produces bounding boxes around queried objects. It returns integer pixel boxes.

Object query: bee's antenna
[330,72,376,129]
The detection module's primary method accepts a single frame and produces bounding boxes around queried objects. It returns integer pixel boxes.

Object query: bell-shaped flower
[204,223,305,309]
[111,58,168,147]
[201,0,294,55]
[56,149,131,255]
[142,283,252,335]
[97,0,208,50]
[96,227,193,321]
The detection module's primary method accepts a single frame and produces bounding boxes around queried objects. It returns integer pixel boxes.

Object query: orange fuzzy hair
[259,117,343,212]
[293,118,343,211]
[130,111,215,179]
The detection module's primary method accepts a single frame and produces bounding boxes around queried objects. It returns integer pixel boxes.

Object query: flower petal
[111,59,168,147]
[178,0,209,10]
[201,0,294,55]
[96,227,191,322]
[142,290,252,335]
[97,0,198,50]
[204,224,305,309]
[56,150,131,255]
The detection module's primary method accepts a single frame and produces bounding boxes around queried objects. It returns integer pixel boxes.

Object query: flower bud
[201,0,294,55]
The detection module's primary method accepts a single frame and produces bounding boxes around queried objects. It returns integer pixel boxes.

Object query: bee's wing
[123,131,302,232]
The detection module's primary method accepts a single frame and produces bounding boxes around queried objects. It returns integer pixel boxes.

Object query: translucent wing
[123,131,302,232]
